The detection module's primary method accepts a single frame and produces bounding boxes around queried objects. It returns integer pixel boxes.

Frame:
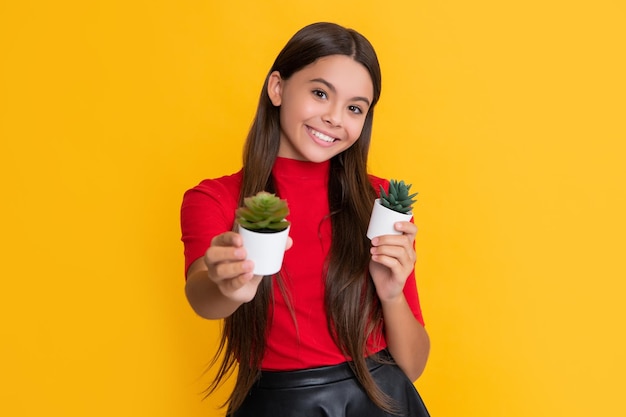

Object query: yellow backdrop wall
[1,1,625,416]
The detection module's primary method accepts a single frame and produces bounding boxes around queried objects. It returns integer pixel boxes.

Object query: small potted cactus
[367,179,418,239]
[235,191,291,275]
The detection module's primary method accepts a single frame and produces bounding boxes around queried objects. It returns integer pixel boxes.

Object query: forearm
[185,268,244,319]
[381,295,430,381]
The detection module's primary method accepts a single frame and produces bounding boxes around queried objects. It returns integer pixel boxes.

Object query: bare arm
[380,294,430,381]
[369,221,430,381]
[185,231,293,320]
[185,232,262,319]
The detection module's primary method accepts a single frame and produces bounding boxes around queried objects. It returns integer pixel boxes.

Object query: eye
[312,89,327,99]
[348,105,363,114]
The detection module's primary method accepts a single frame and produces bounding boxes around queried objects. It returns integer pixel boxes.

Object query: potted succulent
[235,191,291,275]
[366,179,418,239]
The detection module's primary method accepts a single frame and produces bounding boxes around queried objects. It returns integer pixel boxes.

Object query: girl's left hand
[369,221,417,302]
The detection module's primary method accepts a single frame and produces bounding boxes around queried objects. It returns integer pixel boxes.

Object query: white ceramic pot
[238,226,290,275]
[366,199,413,240]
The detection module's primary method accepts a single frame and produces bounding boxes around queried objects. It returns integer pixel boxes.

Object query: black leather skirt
[229,350,430,417]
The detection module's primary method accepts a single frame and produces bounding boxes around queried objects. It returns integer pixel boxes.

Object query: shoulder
[367,174,390,191]
[180,170,243,273]
[184,170,242,202]
[181,170,243,216]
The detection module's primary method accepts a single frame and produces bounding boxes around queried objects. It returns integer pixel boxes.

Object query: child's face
[268,54,374,163]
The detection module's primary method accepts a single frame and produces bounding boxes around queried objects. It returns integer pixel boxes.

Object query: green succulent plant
[235,191,290,232]
[379,179,418,214]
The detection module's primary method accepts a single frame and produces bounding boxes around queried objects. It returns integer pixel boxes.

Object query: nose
[323,104,342,127]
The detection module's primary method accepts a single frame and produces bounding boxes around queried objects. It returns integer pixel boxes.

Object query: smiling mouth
[308,127,337,143]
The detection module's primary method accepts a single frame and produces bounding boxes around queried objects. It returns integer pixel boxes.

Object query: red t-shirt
[181,157,424,370]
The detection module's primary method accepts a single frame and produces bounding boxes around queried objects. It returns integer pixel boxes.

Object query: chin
[305,147,348,163]
[305,153,338,163]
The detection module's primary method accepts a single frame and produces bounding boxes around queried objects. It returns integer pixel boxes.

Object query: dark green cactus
[236,191,290,232]
[379,179,418,214]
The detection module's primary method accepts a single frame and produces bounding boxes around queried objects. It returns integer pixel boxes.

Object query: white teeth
[310,128,335,143]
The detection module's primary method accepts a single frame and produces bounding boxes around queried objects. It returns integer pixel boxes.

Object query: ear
[267,71,283,106]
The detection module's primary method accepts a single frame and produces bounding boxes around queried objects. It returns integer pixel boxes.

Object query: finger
[394,221,417,238]
[207,256,254,284]
[371,242,416,266]
[205,244,247,267]
[371,233,413,249]
[211,231,244,248]
[212,257,254,277]
[370,252,403,272]
[222,271,257,291]
[371,244,407,262]
[220,274,263,302]
[285,236,293,251]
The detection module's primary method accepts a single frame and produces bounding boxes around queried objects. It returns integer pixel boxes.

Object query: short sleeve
[180,172,242,275]
[403,270,425,326]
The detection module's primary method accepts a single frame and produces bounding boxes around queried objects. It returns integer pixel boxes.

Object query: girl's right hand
[204,231,260,304]
[204,231,292,304]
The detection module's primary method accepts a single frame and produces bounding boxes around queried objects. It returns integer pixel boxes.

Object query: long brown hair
[206,22,396,414]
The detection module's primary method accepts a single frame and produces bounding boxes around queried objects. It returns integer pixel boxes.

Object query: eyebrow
[309,78,371,107]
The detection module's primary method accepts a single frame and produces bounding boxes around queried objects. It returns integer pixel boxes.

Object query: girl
[181,22,430,416]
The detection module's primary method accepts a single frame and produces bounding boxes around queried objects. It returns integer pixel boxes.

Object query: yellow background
[1,1,625,416]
